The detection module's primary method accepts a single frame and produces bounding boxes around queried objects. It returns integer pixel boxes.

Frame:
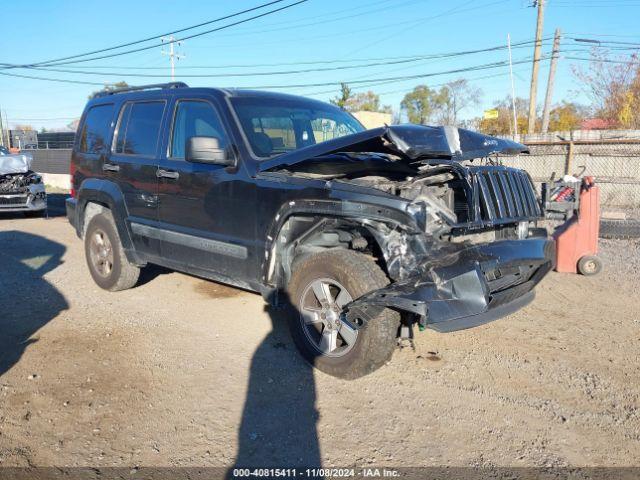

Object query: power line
[1,48,615,91]
[2,0,291,70]
[231,55,552,90]
[8,117,76,121]
[3,0,309,69]
[19,39,543,79]
[6,39,546,72]
[200,0,425,38]
[0,70,105,86]
[0,51,567,91]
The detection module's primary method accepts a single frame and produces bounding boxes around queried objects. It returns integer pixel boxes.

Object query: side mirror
[185,136,234,166]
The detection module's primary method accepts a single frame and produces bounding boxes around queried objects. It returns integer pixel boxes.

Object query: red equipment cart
[547,176,602,275]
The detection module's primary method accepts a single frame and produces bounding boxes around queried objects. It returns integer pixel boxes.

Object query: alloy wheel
[299,278,358,357]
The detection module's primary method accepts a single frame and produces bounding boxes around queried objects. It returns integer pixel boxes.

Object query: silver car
[0,151,47,215]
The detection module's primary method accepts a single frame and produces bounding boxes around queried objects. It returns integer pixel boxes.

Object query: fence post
[565,141,574,176]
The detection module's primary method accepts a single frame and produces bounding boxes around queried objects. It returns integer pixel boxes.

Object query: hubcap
[89,229,114,277]
[299,278,358,357]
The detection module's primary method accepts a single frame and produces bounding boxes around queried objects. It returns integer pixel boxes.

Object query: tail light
[69,160,76,198]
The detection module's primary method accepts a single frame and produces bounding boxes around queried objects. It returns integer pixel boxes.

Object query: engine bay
[278,152,541,239]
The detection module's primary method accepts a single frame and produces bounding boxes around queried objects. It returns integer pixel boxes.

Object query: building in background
[352,111,392,129]
[37,131,76,149]
[9,130,38,149]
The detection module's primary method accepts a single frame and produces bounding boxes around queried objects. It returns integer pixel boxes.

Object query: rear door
[108,99,167,258]
[73,102,116,195]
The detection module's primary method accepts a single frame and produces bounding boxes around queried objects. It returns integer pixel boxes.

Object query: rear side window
[114,101,165,156]
[78,104,114,154]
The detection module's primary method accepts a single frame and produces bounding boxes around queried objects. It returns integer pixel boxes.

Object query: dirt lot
[0,199,639,469]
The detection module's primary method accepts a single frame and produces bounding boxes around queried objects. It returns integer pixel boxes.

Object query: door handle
[102,163,120,172]
[156,169,180,180]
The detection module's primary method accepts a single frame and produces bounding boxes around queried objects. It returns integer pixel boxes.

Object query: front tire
[286,250,400,379]
[84,211,140,291]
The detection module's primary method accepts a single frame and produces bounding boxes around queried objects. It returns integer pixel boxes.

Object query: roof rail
[92,82,189,99]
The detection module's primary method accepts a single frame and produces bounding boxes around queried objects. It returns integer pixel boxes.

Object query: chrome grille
[472,166,541,224]
[0,195,28,207]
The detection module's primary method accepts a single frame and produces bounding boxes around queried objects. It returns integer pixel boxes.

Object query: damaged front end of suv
[0,153,47,214]
[260,124,555,334]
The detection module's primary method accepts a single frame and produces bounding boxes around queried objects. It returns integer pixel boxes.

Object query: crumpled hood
[258,124,528,172]
[0,153,34,175]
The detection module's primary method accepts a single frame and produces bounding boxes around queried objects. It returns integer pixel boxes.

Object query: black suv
[67,82,554,379]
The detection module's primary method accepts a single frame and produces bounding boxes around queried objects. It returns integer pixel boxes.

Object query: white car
[0,151,47,215]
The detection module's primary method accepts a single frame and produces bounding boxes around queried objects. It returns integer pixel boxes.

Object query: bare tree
[573,49,640,128]
[434,79,483,126]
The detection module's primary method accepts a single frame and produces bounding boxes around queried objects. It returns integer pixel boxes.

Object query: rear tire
[286,250,400,379]
[84,211,140,291]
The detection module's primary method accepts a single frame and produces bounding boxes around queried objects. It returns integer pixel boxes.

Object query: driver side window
[170,100,229,159]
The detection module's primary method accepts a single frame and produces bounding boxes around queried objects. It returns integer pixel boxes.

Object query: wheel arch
[76,178,142,265]
[261,199,422,289]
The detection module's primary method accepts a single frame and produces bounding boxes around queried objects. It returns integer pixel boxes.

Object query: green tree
[332,86,392,114]
[478,96,531,135]
[548,101,588,131]
[345,91,380,112]
[330,83,353,109]
[400,85,438,124]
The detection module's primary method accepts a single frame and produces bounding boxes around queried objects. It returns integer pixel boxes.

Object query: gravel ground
[0,212,639,469]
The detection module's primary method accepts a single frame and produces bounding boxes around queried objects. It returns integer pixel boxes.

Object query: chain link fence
[499,140,640,214]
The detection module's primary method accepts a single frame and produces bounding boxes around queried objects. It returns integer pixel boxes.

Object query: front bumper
[0,184,47,212]
[345,238,555,333]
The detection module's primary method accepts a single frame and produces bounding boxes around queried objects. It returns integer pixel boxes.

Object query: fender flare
[260,198,421,287]
[75,178,142,265]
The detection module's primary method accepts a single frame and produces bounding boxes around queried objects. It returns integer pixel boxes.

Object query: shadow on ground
[231,302,322,469]
[0,231,68,378]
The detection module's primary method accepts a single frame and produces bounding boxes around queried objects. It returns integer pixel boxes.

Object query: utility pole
[0,107,4,147]
[541,28,561,134]
[527,0,545,135]
[161,36,185,82]
[4,111,10,148]
[507,33,518,138]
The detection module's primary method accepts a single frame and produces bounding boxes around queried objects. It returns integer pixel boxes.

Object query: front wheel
[286,250,400,379]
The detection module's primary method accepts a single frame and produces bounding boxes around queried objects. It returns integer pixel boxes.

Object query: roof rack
[92,82,189,99]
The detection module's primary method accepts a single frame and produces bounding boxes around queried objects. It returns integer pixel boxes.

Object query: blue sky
[1,0,639,130]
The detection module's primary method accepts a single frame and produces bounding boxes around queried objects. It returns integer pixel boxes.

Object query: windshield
[230,96,364,158]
